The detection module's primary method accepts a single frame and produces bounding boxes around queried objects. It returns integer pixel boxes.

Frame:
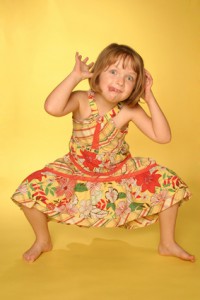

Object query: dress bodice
[69,91,131,173]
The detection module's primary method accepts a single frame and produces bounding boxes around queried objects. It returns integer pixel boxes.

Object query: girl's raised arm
[130,70,171,144]
[44,53,94,117]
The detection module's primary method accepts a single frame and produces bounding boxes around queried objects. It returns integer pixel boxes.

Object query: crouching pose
[11,43,195,263]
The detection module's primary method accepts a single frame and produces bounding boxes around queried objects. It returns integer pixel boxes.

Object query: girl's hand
[72,52,94,80]
[142,69,154,103]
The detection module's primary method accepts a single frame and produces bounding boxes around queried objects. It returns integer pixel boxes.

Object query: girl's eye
[127,75,133,81]
[110,69,117,75]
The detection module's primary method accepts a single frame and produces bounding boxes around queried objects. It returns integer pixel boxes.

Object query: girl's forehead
[109,55,136,72]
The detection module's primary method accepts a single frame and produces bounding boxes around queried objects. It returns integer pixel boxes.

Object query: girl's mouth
[108,86,122,93]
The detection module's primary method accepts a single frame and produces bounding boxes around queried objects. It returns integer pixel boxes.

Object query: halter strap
[88,90,123,120]
[88,90,98,116]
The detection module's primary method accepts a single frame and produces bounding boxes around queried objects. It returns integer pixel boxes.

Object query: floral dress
[11,91,191,229]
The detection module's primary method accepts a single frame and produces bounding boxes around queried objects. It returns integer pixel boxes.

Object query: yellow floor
[0,181,199,300]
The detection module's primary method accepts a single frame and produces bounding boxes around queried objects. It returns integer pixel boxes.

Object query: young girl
[11,43,195,263]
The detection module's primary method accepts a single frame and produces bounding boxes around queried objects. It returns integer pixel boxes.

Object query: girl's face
[98,57,137,103]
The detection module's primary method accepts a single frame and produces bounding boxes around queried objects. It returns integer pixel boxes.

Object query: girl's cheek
[127,82,135,90]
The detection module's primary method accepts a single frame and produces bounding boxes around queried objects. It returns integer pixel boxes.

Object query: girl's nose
[116,76,124,86]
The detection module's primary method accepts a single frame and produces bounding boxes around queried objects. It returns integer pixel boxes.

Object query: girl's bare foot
[23,240,52,263]
[158,242,195,262]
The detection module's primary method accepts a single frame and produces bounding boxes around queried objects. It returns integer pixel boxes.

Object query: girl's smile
[108,86,122,93]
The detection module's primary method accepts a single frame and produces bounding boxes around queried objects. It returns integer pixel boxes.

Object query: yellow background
[0,0,199,299]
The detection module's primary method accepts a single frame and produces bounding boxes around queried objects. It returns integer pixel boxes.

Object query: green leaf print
[118,192,126,198]
[107,203,116,211]
[166,168,176,176]
[30,183,34,191]
[47,183,53,188]
[45,187,49,195]
[75,183,88,192]
[129,202,144,212]
[50,190,55,196]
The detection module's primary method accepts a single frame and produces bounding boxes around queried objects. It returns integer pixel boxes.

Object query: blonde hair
[89,43,145,107]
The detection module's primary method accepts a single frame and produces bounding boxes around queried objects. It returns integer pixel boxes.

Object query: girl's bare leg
[158,203,195,262]
[22,206,52,262]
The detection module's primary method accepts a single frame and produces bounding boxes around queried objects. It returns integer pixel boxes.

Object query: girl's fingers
[144,69,152,79]
[144,69,151,75]
[88,62,94,69]
[75,52,93,74]
[144,69,153,85]
[75,52,94,66]
[82,57,89,63]
[75,52,82,60]
[87,72,94,78]
[75,52,79,61]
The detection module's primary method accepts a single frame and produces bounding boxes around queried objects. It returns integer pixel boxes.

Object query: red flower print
[32,184,48,201]
[164,175,181,189]
[80,149,101,171]
[46,203,56,210]
[55,177,76,199]
[96,199,107,210]
[135,171,161,193]
[24,170,45,183]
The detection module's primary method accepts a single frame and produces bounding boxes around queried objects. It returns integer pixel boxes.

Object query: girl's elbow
[165,131,172,143]
[162,137,171,144]
[158,133,172,144]
[44,100,59,116]
[44,101,50,113]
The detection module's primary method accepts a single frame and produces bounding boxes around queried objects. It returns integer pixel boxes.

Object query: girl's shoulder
[121,102,141,115]
[72,90,92,120]
[71,90,88,101]
[120,102,144,123]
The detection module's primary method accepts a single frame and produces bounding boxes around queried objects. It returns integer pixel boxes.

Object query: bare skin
[158,203,195,262]
[22,206,52,262]
[21,203,195,263]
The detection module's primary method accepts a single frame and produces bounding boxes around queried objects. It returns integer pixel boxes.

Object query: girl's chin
[102,92,122,102]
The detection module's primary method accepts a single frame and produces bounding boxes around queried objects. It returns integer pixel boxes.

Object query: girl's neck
[94,92,119,116]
